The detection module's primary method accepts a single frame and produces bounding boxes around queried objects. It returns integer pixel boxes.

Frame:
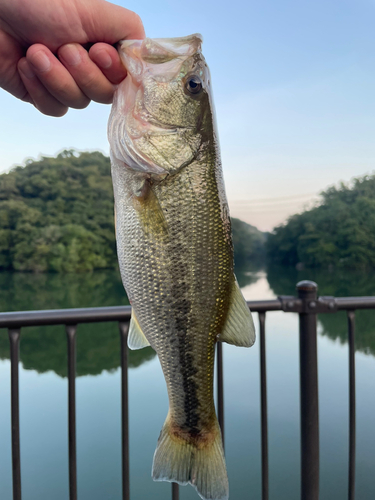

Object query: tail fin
[152,416,228,500]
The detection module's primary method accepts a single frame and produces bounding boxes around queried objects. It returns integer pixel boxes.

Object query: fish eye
[185,75,203,95]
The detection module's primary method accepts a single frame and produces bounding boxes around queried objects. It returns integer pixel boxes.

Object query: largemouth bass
[108,34,255,500]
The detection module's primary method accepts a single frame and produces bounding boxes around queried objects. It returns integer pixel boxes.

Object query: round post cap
[296,280,318,292]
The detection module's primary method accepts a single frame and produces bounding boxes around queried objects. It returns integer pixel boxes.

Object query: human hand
[0,0,144,116]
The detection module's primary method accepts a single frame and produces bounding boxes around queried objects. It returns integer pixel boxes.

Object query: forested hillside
[0,150,116,272]
[0,150,265,272]
[267,174,375,269]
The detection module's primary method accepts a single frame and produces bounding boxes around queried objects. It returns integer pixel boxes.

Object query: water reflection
[234,262,262,289]
[0,266,261,378]
[0,270,127,311]
[0,270,156,376]
[1,263,375,378]
[267,264,375,357]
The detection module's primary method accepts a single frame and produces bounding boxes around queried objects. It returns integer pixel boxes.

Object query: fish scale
[119,160,229,428]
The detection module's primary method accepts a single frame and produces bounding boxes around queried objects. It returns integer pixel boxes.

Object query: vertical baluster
[259,312,269,500]
[119,322,130,500]
[8,328,22,500]
[66,325,77,500]
[347,310,356,500]
[217,341,225,448]
[171,482,179,500]
[297,281,319,500]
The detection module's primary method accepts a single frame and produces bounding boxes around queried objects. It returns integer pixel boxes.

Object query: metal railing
[2,280,375,500]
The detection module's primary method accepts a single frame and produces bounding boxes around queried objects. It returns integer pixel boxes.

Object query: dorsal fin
[128,310,150,350]
[219,278,256,347]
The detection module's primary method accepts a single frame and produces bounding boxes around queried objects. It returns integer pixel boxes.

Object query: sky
[1,0,374,231]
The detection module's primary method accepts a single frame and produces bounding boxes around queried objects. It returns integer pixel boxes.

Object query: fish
[108,34,255,500]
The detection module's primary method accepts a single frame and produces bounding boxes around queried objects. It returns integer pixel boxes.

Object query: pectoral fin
[219,278,256,347]
[128,311,150,350]
[133,180,168,239]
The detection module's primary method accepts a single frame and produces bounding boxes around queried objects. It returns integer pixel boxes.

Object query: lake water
[1,266,375,500]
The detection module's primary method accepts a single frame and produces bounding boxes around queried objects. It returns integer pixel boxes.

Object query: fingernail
[29,50,51,72]
[95,50,112,69]
[19,61,35,79]
[60,44,81,66]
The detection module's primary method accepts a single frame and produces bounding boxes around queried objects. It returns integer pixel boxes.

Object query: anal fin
[128,310,150,350]
[219,278,256,347]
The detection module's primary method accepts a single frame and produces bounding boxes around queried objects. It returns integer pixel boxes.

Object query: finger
[26,44,90,109]
[0,29,28,100]
[18,58,68,117]
[89,43,127,85]
[85,4,145,42]
[58,43,115,104]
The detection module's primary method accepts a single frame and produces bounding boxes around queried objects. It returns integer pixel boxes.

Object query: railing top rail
[335,296,375,310]
[1,295,375,329]
[0,305,132,329]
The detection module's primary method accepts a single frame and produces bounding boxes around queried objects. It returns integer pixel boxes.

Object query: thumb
[84,1,145,43]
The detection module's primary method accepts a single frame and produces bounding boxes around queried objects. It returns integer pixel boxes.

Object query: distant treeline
[0,150,265,272]
[267,174,375,269]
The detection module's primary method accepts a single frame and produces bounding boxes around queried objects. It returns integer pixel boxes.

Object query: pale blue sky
[1,0,374,230]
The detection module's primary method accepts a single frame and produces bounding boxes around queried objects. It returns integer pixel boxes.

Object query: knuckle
[103,95,114,105]
[26,43,47,58]
[95,93,113,105]
[129,11,145,36]
[76,73,113,104]
[79,71,98,89]
[37,103,68,117]
[71,98,90,110]
[48,79,89,109]
[52,108,69,118]
[133,12,143,28]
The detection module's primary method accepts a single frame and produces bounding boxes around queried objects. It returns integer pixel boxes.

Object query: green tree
[267,174,375,269]
[0,150,116,272]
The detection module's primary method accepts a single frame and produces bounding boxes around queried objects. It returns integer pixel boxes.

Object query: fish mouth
[119,34,203,68]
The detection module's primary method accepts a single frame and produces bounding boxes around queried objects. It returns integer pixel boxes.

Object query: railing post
[297,281,319,500]
[171,482,179,500]
[347,310,356,500]
[216,342,224,448]
[119,322,130,500]
[258,312,269,500]
[9,328,22,500]
[66,324,77,500]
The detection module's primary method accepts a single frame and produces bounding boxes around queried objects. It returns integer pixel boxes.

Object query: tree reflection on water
[1,263,375,377]
[0,270,156,376]
[267,264,375,357]
[0,265,261,377]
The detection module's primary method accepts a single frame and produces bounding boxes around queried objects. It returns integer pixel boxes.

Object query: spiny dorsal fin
[128,310,150,350]
[219,278,255,347]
